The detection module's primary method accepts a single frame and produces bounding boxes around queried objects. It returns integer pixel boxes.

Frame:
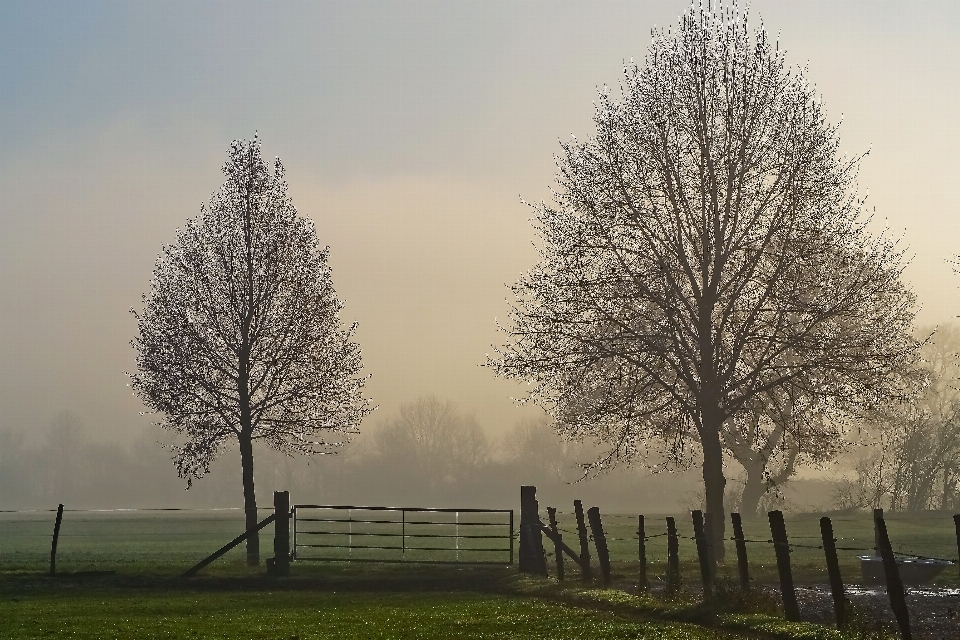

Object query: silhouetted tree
[490,2,917,558]
[836,324,960,511]
[130,136,372,564]
[368,397,491,500]
[726,387,847,516]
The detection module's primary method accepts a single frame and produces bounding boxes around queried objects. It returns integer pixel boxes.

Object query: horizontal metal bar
[293,505,512,514]
[297,531,404,538]
[297,531,510,540]
[295,544,511,553]
[296,517,506,526]
[296,517,402,525]
[403,520,507,526]
[293,557,511,565]
[296,543,403,551]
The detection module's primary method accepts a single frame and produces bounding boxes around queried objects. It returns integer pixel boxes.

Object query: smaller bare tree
[130,136,372,564]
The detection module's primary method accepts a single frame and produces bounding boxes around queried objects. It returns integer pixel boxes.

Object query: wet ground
[781,585,960,640]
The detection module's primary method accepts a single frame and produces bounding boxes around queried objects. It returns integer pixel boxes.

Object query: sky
[1,0,959,447]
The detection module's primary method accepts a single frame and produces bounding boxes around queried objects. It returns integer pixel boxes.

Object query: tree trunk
[701,414,727,562]
[740,463,767,518]
[239,432,259,566]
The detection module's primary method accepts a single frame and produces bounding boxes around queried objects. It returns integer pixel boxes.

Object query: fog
[2,1,959,511]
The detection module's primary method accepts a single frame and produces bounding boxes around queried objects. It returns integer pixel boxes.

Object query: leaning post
[820,516,846,629]
[768,510,800,622]
[731,512,750,591]
[587,507,611,588]
[49,504,64,576]
[953,514,960,583]
[574,500,592,582]
[875,513,912,640]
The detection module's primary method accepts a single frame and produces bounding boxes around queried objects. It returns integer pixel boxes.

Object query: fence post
[692,510,714,600]
[586,507,611,588]
[270,491,290,576]
[768,510,800,622]
[519,486,547,575]
[704,511,717,580]
[666,516,680,594]
[875,513,912,640]
[954,514,959,583]
[819,516,846,629]
[731,512,750,591]
[547,507,564,582]
[873,507,883,556]
[49,504,64,576]
[574,500,592,582]
[637,515,647,592]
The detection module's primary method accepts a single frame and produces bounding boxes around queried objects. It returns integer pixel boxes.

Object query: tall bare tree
[489,2,917,559]
[130,136,372,564]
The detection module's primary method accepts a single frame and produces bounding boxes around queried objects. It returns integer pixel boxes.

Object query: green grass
[3,509,956,586]
[0,576,742,640]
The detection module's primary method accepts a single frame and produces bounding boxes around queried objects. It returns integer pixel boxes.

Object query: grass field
[0,581,750,640]
[1,508,956,639]
[2,508,957,586]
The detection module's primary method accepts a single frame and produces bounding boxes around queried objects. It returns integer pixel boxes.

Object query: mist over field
[2,0,959,515]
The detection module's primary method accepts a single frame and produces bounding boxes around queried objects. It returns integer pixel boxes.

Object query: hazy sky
[2,0,958,445]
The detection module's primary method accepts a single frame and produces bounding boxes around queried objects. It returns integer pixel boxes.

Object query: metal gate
[291,504,513,565]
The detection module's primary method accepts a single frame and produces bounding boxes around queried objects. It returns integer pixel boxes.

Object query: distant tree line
[0,399,702,512]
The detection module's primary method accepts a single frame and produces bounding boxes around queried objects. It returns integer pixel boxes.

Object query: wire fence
[0,507,275,572]
[533,509,960,586]
[2,504,958,586]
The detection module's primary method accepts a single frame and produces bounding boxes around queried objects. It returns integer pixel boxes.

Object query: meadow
[2,508,957,585]
[2,508,957,639]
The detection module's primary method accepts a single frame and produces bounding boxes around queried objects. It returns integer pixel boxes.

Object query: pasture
[2,508,958,639]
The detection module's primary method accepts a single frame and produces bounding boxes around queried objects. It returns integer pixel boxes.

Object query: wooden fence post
[587,507,611,588]
[49,504,64,576]
[768,510,800,622]
[270,490,290,576]
[953,514,960,583]
[820,516,846,629]
[637,515,647,592]
[519,486,547,575]
[666,516,680,594]
[692,510,714,600]
[875,513,912,640]
[547,507,564,582]
[574,500,592,582]
[731,512,750,591]
[704,511,717,578]
[873,508,883,556]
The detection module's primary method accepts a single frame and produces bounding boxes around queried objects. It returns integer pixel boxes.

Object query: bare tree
[489,2,917,558]
[726,387,848,516]
[130,136,372,564]
[368,397,492,499]
[837,324,960,511]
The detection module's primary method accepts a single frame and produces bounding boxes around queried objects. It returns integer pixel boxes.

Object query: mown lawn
[1,588,743,639]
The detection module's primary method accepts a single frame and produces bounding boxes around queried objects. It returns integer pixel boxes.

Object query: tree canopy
[490,2,917,561]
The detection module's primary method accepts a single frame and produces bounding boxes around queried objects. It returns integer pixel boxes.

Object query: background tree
[726,385,849,516]
[130,136,372,564]
[366,396,492,501]
[490,2,917,559]
[836,324,960,511]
